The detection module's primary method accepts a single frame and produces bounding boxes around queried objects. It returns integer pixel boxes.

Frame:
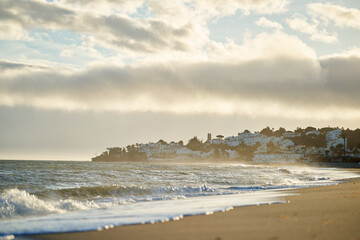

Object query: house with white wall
[326,129,346,149]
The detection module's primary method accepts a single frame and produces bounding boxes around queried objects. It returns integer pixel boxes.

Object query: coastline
[31,175,360,240]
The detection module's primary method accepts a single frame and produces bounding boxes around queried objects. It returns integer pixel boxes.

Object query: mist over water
[0,160,358,237]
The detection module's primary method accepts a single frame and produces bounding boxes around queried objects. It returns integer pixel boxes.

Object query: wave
[0,185,218,219]
[0,189,105,219]
[36,185,153,200]
[1,166,353,220]
[35,184,218,200]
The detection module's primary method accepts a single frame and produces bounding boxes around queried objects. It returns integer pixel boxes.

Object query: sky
[1,0,360,160]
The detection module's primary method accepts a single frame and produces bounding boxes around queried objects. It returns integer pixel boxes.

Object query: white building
[280,139,295,147]
[305,146,320,155]
[139,142,183,159]
[235,132,268,146]
[306,130,320,136]
[293,145,306,154]
[278,139,295,151]
[243,135,269,146]
[209,139,226,145]
[214,132,269,147]
[326,129,346,149]
[326,129,341,141]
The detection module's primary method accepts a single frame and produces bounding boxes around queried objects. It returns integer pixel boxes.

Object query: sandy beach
[32,175,360,240]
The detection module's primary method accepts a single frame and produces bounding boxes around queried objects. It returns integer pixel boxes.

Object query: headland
[92,127,360,166]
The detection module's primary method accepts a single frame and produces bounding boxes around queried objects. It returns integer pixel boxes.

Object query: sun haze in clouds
[0,0,360,160]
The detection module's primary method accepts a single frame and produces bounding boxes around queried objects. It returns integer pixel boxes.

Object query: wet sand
[33,177,360,240]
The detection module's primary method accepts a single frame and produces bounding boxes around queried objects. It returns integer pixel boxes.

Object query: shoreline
[31,175,360,240]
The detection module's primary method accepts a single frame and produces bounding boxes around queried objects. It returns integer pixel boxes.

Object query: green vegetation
[186,137,203,151]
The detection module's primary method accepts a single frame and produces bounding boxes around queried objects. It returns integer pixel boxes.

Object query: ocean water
[0,160,358,238]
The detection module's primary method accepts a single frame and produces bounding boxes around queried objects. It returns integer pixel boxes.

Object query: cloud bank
[1,31,360,120]
[1,0,359,121]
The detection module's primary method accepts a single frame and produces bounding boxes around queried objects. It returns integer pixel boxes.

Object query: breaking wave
[35,184,217,200]
[0,188,101,218]
[0,166,346,220]
[0,185,219,219]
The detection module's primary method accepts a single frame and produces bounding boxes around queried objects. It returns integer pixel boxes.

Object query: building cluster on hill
[92,127,360,164]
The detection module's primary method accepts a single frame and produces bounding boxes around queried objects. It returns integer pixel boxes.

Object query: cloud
[0,0,291,58]
[308,3,360,29]
[61,0,289,18]
[0,0,208,54]
[320,48,360,100]
[286,13,338,43]
[1,32,360,120]
[62,0,145,14]
[0,60,51,72]
[255,17,283,30]
[189,0,289,17]
[0,22,31,41]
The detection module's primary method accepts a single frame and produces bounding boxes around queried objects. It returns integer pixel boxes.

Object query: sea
[0,160,358,239]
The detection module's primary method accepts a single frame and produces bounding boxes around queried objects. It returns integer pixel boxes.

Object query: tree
[186,137,203,151]
[330,145,335,155]
[267,141,278,153]
[294,127,304,135]
[216,135,224,140]
[274,127,286,137]
[335,144,344,155]
[108,147,122,155]
[267,141,275,148]
[157,139,168,145]
[343,128,360,150]
[353,147,359,154]
[260,126,273,137]
[318,127,334,135]
[234,142,260,161]
[305,126,316,132]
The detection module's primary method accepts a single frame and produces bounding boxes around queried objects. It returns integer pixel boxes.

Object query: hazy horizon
[1,0,360,160]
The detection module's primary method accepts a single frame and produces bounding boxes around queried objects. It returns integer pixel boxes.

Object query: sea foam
[0,189,289,237]
[0,160,358,237]
[0,189,100,218]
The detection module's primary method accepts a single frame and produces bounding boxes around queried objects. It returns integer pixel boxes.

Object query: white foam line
[0,189,292,237]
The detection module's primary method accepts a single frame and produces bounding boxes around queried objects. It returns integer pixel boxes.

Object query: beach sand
[33,177,360,240]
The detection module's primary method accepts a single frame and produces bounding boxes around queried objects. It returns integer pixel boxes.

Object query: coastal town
[92,127,360,164]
